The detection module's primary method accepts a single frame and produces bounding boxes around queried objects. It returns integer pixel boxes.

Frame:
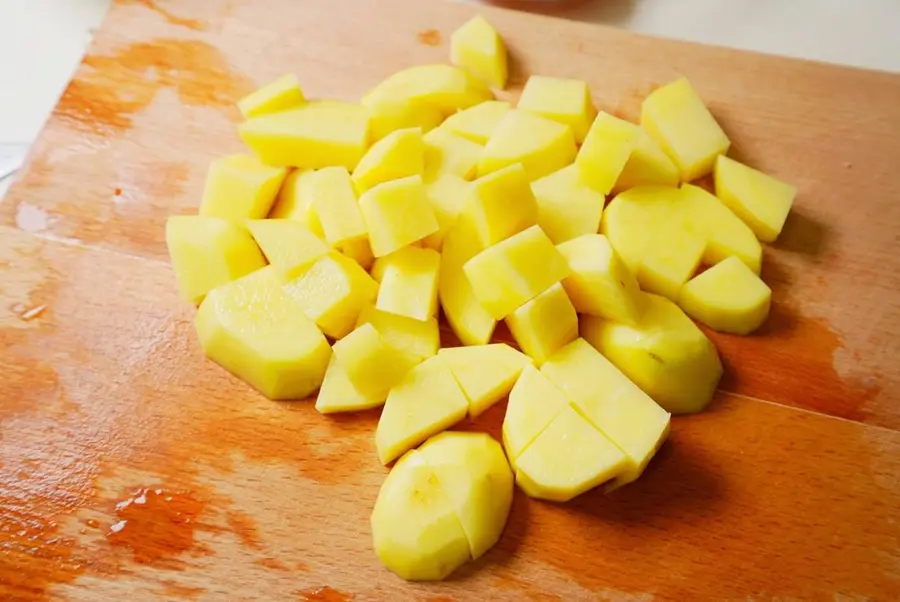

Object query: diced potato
[678,184,762,274]
[463,225,569,319]
[416,433,513,559]
[357,305,439,363]
[517,76,596,144]
[599,185,679,273]
[362,64,493,114]
[370,450,472,581]
[714,155,796,242]
[268,168,325,238]
[367,97,444,142]
[195,266,331,400]
[637,226,706,302]
[239,100,371,170]
[441,100,511,144]
[246,219,329,279]
[641,78,730,181]
[463,163,538,248]
[515,405,628,502]
[376,247,441,321]
[307,166,368,249]
[531,164,605,244]
[478,110,577,182]
[439,343,532,417]
[450,15,508,89]
[315,355,384,414]
[284,253,379,339]
[376,355,469,465]
[237,73,305,119]
[359,175,439,257]
[332,323,417,399]
[353,127,425,193]
[199,154,287,220]
[505,283,578,366]
[423,127,483,182]
[679,256,772,335]
[421,173,470,251]
[439,220,497,346]
[338,236,375,271]
[166,215,266,306]
[581,292,723,414]
[575,112,639,195]
[541,339,670,489]
[613,127,680,192]
[557,234,644,325]
[501,365,568,462]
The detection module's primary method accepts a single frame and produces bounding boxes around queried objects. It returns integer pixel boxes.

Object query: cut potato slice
[506,283,578,366]
[166,215,266,304]
[362,64,493,114]
[517,76,596,144]
[366,97,444,142]
[423,127,483,182]
[613,127,680,192]
[195,266,331,400]
[268,168,325,238]
[502,365,569,462]
[637,225,706,302]
[478,110,577,182]
[357,305,439,363]
[352,127,425,193]
[441,100,511,144]
[246,219,329,279]
[308,166,368,249]
[359,175,439,257]
[463,163,539,248]
[421,173,470,251]
[239,100,370,170]
[237,73,305,119]
[439,220,497,346]
[376,356,469,465]
[315,355,384,414]
[450,15,508,89]
[332,323,417,400]
[599,185,679,273]
[679,256,772,335]
[714,155,796,242]
[199,154,287,220]
[376,246,441,321]
[439,343,532,417]
[575,112,639,195]
[531,164,605,244]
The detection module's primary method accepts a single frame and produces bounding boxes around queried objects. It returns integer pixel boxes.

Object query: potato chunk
[359,175,439,257]
[246,219,329,279]
[332,323,416,400]
[637,226,706,302]
[506,283,578,366]
[352,127,425,193]
[237,73,305,118]
[421,173,470,251]
[362,64,493,114]
[501,365,568,462]
[438,220,497,346]
[531,164,605,244]
[463,163,539,248]
[423,127,483,182]
[366,97,444,142]
[267,168,325,238]
[575,112,639,195]
[441,100,511,144]
[679,256,772,334]
[714,155,796,242]
[199,154,287,220]
[308,166,368,249]
[315,355,384,414]
[478,110,577,182]
[599,185,680,273]
[613,127,680,192]
[376,247,441,321]
[439,343,532,417]
[518,76,596,144]
[450,15,508,89]
[356,305,439,364]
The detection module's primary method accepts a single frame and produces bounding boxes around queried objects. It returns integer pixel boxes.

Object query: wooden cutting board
[2,0,899,599]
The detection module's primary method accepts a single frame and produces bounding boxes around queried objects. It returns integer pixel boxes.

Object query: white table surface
[1,0,899,196]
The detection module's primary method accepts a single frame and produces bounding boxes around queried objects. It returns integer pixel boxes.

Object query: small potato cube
[376,247,441,321]
[268,168,325,238]
[506,283,578,366]
[517,76,596,144]
[315,355,384,414]
[422,173,470,251]
[246,219,329,279]
[478,110,577,182]
[352,127,425,193]
[356,305,439,363]
[423,127,483,182]
[237,73,305,119]
[284,253,379,339]
[441,100,511,144]
[463,225,569,319]
[637,226,706,302]
[531,164,605,244]
[195,266,331,400]
[332,323,417,399]
[714,155,796,242]
[502,365,568,462]
[576,112,639,195]
[557,234,643,325]
[679,256,772,335]
[359,175,439,257]
[366,97,444,142]
[439,343,532,417]
[439,221,497,346]
[362,64,493,114]
[308,166,368,249]
[239,100,371,170]
[641,78,730,181]
[450,15,508,89]
[338,237,375,271]
[463,163,538,248]
[613,127,680,192]
[166,215,266,304]
[199,154,287,220]
[600,185,679,273]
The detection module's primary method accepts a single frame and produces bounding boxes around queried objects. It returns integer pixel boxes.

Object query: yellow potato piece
[267,168,325,238]
[714,155,796,242]
[501,365,568,462]
[463,225,569,320]
[541,339,670,489]
[352,127,425,193]
[376,356,469,465]
[679,256,772,335]
[246,219,329,279]
[531,164,605,244]
[308,166,368,249]
[637,224,706,302]
[366,97,444,142]
[641,78,730,181]
[283,253,378,339]
[315,355,384,414]
[478,110,577,182]
[599,185,679,273]
[337,236,375,271]
[237,73,305,119]
[438,343,532,417]
[371,450,472,581]
[166,215,266,304]
[441,100,511,144]
[515,405,628,502]
[438,220,497,346]
[332,323,417,400]
[581,292,723,414]
[199,154,287,220]
[362,64,493,114]
[358,175,439,257]
[463,163,539,248]
[356,304,439,363]
[239,100,371,170]
[376,246,441,321]
[416,432,513,559]
[450,15,508,89]
[518,76,596,144]
[575,112,639,195]
[506,283,578,366]
[195,266,331,400]
[613,127,680,192]
[557,233,644,325]
[421,173,470,251]
[423,127,483,182]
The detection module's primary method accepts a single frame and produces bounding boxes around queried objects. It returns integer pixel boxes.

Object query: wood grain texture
[0,0,898,599]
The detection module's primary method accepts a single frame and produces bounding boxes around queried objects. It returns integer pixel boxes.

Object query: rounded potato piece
[679,256,772,335]
[581,293,723,414]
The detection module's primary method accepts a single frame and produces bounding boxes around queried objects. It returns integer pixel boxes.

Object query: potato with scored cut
[199,154,287,220]
[478,110,577,182]
[679,256,772,335]
[352,127,424,193]
[439,343,532,417]
[441,100,511,144]
[237,73,305,118]
[450,15,508,89]
[362,64,493,114]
